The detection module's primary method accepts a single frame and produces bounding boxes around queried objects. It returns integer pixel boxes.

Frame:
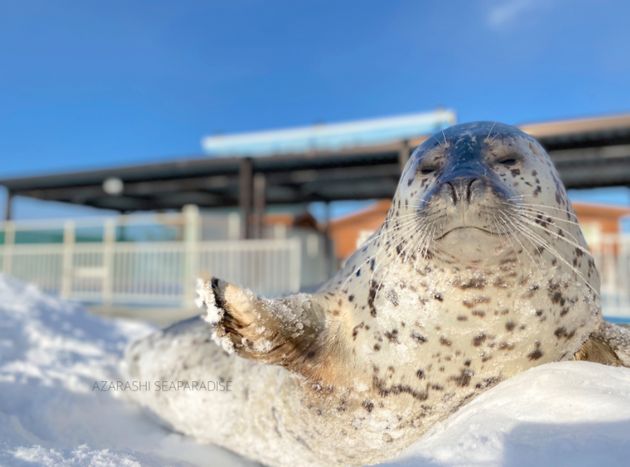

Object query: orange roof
[331,200,390,228]
[572,202,630,218]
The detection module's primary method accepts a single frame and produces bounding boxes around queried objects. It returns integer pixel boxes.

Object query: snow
[1,273,629,466]
[387,361,630,467]
[0,274,252,467]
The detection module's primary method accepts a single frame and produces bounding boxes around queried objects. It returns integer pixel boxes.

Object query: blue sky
[1,0,629,218]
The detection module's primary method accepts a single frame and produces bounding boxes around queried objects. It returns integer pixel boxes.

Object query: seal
[125,122,630,467]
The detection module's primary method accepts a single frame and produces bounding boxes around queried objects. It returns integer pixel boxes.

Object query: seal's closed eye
[497,156,518,166]
[420,165,438,175]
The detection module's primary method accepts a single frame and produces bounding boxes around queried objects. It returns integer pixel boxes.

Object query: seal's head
[393,122,576,266]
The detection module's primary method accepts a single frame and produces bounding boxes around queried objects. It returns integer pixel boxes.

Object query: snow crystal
[196,279,224,325]
[253,339,273,353]
[211,329,235,355]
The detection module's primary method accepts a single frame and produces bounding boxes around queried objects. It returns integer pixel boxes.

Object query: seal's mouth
[436,226,499,240]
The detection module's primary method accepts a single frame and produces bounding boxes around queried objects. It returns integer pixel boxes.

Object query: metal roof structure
[202,109,456,156]
[2,113,630,237]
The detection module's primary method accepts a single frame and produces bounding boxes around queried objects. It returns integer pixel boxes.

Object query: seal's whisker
[512,207,589,246]
[514,208,583,227]
[485,121,498,144]
[362,224,418,292]
[498,211,539,269]
[516,216,594,258]
[400,225,423,264]
[511,202,579,219]
[415,223,435,261]
[515,203,579,218]
[514,210,586,247]
[517,223,595,294]
[513,219,598,295]
[422,224,437,259]
[354,218,421,252]
[497,215,533,276]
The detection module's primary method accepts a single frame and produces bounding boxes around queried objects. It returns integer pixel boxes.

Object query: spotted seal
[125,122,630,467]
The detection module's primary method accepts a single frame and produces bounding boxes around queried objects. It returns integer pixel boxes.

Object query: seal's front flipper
[574,321,630,367]
[196,278,334,381]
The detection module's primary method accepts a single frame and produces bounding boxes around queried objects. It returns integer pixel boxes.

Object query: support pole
[239,158,254,239]
[322,201,336,276]
[60,221,76,299]
[4,190,14,221]
[398,140,412,172]
[102,219,116,307]
[3,219,15,274]
[253,173,266,239]
[183,204,200,309]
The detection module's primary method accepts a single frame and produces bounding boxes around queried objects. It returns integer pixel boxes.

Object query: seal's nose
[444,177,481,205]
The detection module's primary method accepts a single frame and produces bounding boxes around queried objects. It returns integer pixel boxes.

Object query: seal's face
[395,122,567,265]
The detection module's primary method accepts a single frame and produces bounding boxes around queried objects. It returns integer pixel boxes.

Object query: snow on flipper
[196,277,340,384]
[574,321,630,367]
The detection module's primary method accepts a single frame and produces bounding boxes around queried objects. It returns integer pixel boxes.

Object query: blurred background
[1,0,629,324]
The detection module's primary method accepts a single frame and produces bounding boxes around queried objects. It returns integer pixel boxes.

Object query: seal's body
[126,122,629,466]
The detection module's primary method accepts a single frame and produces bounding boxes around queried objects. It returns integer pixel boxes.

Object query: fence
[0,209,307,310]
[0,238,302,307]
[591,234,630,319]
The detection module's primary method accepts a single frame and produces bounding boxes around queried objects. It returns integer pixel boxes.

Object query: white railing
[0,238,301,307]
[591,234,630,319]
[0,207,307,309]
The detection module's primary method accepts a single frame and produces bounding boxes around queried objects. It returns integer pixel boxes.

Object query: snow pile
[387,361,630,467]
[0,274,252,466]
[0,273,629,466]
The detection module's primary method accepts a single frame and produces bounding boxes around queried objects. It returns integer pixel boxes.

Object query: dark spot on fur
[368,280,378,317]
[472,333,487,346]
[450,369,473,387]
[372,376,429,401]
[385,329,400,344]
[528,342,543,360]
[386,289,399,307]
[410,331,427,344]
[458,277,486,289]
[362,400,374,412]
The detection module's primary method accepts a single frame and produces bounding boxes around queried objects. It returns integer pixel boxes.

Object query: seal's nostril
[466,178,480,203]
